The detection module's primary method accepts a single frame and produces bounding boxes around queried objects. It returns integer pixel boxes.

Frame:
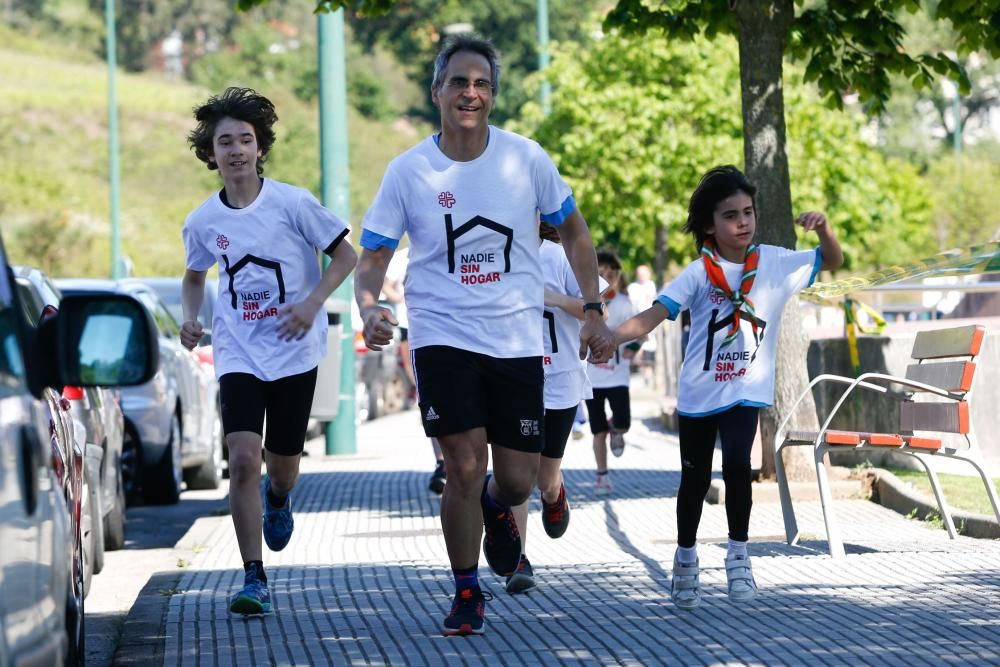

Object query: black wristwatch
[583,302,605,315]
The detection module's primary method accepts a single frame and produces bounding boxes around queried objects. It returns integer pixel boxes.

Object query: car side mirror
[51,293,159,388]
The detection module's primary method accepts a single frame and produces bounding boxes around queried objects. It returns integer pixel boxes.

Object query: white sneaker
[725,555,758,602]
[670,554,700,609]
[595,474,612,497]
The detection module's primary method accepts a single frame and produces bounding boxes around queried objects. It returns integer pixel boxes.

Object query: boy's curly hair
[684,165,757,250]
[188,87,277,176]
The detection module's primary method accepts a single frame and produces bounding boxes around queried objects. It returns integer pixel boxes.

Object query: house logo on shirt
[444,213,513,287]
[222,253,287,324]
[701,308,767,382]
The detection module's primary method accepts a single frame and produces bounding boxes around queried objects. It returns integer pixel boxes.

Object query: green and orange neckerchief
[701,238,760,349]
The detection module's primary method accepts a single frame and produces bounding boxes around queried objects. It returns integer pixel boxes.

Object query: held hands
[361,305,398,351]
[579,315,616,363]
[795,211,829,234]
[276,299,322,342]
[180,320,204,351]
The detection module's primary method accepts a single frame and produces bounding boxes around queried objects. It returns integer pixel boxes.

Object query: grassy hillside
[0,24,427,278]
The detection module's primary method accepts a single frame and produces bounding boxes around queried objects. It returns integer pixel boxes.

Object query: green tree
[237,0,603,124]
[512,30,935,278]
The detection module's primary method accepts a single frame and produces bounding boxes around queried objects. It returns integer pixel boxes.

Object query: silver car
[56,279,223,505]
[1,231,158,666]
[15,266,128,553]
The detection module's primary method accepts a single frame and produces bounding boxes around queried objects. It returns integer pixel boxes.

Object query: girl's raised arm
[614,302,669,347]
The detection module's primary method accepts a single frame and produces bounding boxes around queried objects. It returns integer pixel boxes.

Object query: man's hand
[361,305,398,351]
[276,299,322,342]
[180,320,204,351]
[579,316,615,363]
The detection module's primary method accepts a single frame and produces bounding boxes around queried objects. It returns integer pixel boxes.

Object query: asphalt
[111,388,1000,666]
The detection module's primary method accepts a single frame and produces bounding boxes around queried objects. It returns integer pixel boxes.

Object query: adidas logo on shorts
[425,406,440,421]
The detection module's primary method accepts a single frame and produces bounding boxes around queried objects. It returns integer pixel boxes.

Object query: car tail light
[63,386,84,401]
[354,331,369,355]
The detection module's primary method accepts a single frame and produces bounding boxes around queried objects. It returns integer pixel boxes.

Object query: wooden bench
[775,324,1000,557]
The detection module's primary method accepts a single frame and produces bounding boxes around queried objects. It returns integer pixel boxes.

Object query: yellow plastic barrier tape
[803,240,1000,302]
[844,297,887,375]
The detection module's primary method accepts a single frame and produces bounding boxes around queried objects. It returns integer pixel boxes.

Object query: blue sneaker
[230,563,272,615]
[261,476,294,552]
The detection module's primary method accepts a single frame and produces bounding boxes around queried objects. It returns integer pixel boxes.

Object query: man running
[354,34,614,636]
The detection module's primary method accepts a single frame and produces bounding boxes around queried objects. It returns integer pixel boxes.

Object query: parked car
[138,277,226,473]
[15,266,128,559]
[14,272,104,602]
[0,231,158,666]
[56,279,223,505]
[351,301,413,421]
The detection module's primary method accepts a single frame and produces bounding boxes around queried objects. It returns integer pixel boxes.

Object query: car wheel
[86,470,105,576]
[142,412,182,505]
[121,423,143,507]
[104,453,127,550]
[81,476,95,596]
[382,371,408,415]
[65,539,85,666]
[356,378,371,422]
[184,423,223,490]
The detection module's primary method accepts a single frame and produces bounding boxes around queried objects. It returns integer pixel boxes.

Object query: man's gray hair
[431,34,501,96]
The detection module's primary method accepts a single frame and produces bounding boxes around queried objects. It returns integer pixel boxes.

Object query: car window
[134,290,178,338]
[0,268,27,397]
[15,281,42,327]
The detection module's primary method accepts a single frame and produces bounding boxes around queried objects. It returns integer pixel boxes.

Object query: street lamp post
[105,0,122,279]
[537,0,551,116]
[318,9,356,455]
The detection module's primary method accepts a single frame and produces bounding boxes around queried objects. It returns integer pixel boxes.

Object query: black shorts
[219,367,318,457]
[541,406,577,460]
[412,345,544,453]
[586,385,631,435]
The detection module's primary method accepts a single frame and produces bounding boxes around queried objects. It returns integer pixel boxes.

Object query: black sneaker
[442,587,493,636]
[428,461,446,495]
[541,484,570,539]
[505,556,536,594]
[480,475,521,576]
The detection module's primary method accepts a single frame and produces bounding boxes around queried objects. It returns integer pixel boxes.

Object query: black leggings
[676,405,759,547]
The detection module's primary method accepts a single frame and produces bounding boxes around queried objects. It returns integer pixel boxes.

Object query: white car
[0,231,158,666]
[56,279,223,505]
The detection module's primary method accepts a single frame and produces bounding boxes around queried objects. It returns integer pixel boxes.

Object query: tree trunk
[654,222,666,287]
[735,0,816,481]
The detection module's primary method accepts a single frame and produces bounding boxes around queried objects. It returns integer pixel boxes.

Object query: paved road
[108,391,1000,666]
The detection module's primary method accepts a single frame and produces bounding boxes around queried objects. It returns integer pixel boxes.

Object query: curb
[862,468,1000,539]
[111,570,181,666]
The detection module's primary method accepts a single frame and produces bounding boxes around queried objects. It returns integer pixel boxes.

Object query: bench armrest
[776,374,889,448]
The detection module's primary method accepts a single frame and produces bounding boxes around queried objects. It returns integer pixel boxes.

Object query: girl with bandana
[613,165,842,609]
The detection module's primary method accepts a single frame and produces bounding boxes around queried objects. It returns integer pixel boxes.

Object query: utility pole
[537,0,551,116]
[105,0,122,278]
[318,9,356,455]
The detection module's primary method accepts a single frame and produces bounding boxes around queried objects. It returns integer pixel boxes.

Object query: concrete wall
[806,321,1000,475]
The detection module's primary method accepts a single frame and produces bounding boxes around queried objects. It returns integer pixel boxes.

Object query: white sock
[727,538,748,560]
[676,545,698,565]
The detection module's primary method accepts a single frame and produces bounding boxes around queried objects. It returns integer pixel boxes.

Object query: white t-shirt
[539,240,592,409]
[656,245,821,416]
[361,127,574,358]
[384,246,409,329]
[182,178,350,381]
[586,293,637,389]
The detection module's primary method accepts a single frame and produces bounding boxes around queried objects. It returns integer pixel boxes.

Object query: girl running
[613,165,842,608]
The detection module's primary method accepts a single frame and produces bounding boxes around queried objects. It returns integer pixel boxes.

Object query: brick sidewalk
[134,396,1000,666]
